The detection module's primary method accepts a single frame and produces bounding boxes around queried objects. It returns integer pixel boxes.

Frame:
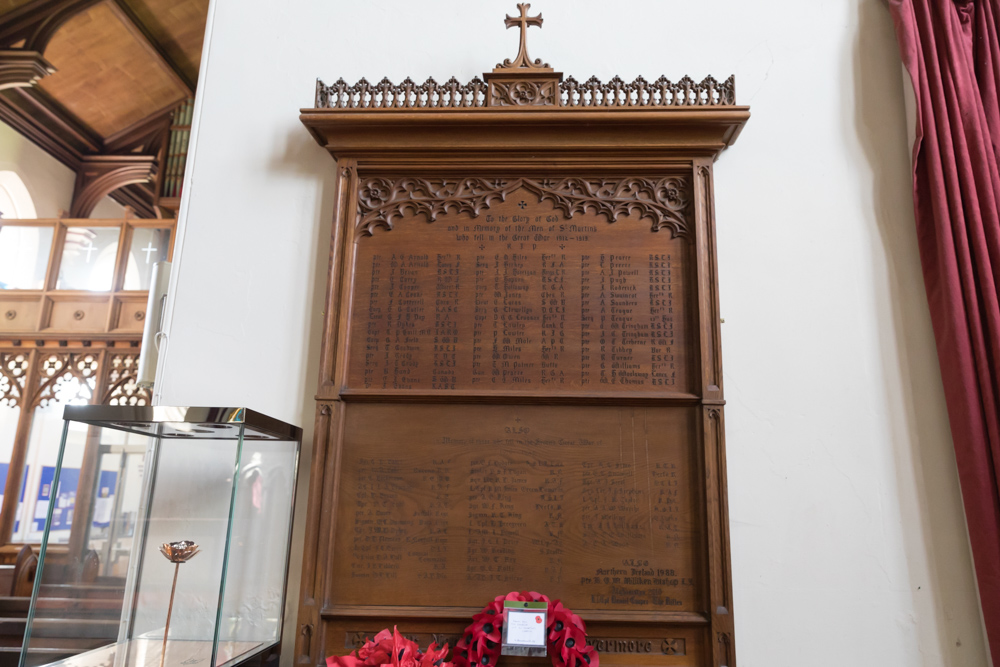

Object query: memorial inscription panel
[328,178,708,619]
[300,24,747,664]
[332,403,702,612]
[345,184,695,397]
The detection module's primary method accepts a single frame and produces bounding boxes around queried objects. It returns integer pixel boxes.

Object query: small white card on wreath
[501,600,547,657]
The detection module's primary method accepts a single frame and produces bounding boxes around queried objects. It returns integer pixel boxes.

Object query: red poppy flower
[357,629,394,665]
[555,623,587,667]
[419,642,450,667]
[328,655,365,667]
[452,634,470,667]
[328,627,454,667]
[469,605,503,657]
[390,627,420,667]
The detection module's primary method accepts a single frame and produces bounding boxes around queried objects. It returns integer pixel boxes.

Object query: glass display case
[19,406,301,667]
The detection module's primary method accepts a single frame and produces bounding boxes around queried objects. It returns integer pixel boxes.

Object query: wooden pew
[0,548,122,667]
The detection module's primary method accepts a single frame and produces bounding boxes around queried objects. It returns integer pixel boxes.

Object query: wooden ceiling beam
[0,0,191,218]
[109,182,156,218]
[103,99,176,154]
[0,91,80,168]
[11,85,100,151]
[0,0,103,51]
[106,0,194,97]
[0,85,101,169]
[70,154,156,217]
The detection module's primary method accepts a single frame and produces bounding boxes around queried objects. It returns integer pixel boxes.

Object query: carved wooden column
[0,349,38,544]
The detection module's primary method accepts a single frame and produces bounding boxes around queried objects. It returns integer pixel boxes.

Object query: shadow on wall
[853,0,988,664]
[266,124,338,667]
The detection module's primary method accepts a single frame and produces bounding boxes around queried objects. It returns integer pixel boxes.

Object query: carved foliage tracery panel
[32,352,98,409]
[355,176,692,238]
[102,353,149,406]
[490,79,559,106]
[0,352,29,408]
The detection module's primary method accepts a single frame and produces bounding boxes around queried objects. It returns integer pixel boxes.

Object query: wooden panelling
[0,293,40,332]
[36,1,185,137]
[109,294,146,333]
[42,294,109,332]
[0,218,174,338]
[121,0,208,86]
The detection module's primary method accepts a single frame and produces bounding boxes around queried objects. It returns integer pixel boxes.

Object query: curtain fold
[888,0,1000,662]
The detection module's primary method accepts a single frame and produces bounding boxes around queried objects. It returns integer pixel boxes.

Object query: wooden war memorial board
[297,7,749,667]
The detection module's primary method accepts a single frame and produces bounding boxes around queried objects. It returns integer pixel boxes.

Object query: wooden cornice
[0,338,141,349]
[106,0,194,97]
[306,73,748,164]
[300,107,751,165]
[0,49,54,90]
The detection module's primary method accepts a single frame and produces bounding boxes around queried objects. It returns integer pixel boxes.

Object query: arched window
[0,171,37,220]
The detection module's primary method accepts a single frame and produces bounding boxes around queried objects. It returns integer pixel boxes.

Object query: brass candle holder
[158,541,200,667]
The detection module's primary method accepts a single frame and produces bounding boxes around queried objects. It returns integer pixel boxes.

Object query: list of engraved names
[349,192,690,394]
[335,404,699,611]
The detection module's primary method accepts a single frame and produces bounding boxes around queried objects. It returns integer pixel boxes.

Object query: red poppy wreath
[328,627,453,667]
[453,591,599,667]
[326,592,598,667]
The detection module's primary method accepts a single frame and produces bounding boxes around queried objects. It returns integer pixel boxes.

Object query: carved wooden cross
[503,3,544,69]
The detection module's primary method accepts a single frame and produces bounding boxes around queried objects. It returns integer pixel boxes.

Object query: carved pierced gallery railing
[314,74,736,109]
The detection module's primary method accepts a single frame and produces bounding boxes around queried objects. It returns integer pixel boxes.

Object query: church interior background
[0,0,994,666]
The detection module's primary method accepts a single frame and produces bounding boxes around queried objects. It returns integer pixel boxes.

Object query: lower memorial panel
[330,403,705,614]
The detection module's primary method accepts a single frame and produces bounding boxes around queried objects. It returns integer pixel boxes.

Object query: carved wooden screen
[0,342,149,550]
[298,17,749,667]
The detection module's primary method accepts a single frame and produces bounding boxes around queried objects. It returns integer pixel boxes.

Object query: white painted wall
[154,0,990,664]
[0,120,129,220]
[0,121,76,218]
[90,196,125,219]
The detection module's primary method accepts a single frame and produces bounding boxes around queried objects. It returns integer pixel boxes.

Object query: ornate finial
[496,3,551,71]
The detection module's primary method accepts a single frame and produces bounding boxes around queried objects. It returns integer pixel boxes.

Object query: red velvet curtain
[888,0,1000,661]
